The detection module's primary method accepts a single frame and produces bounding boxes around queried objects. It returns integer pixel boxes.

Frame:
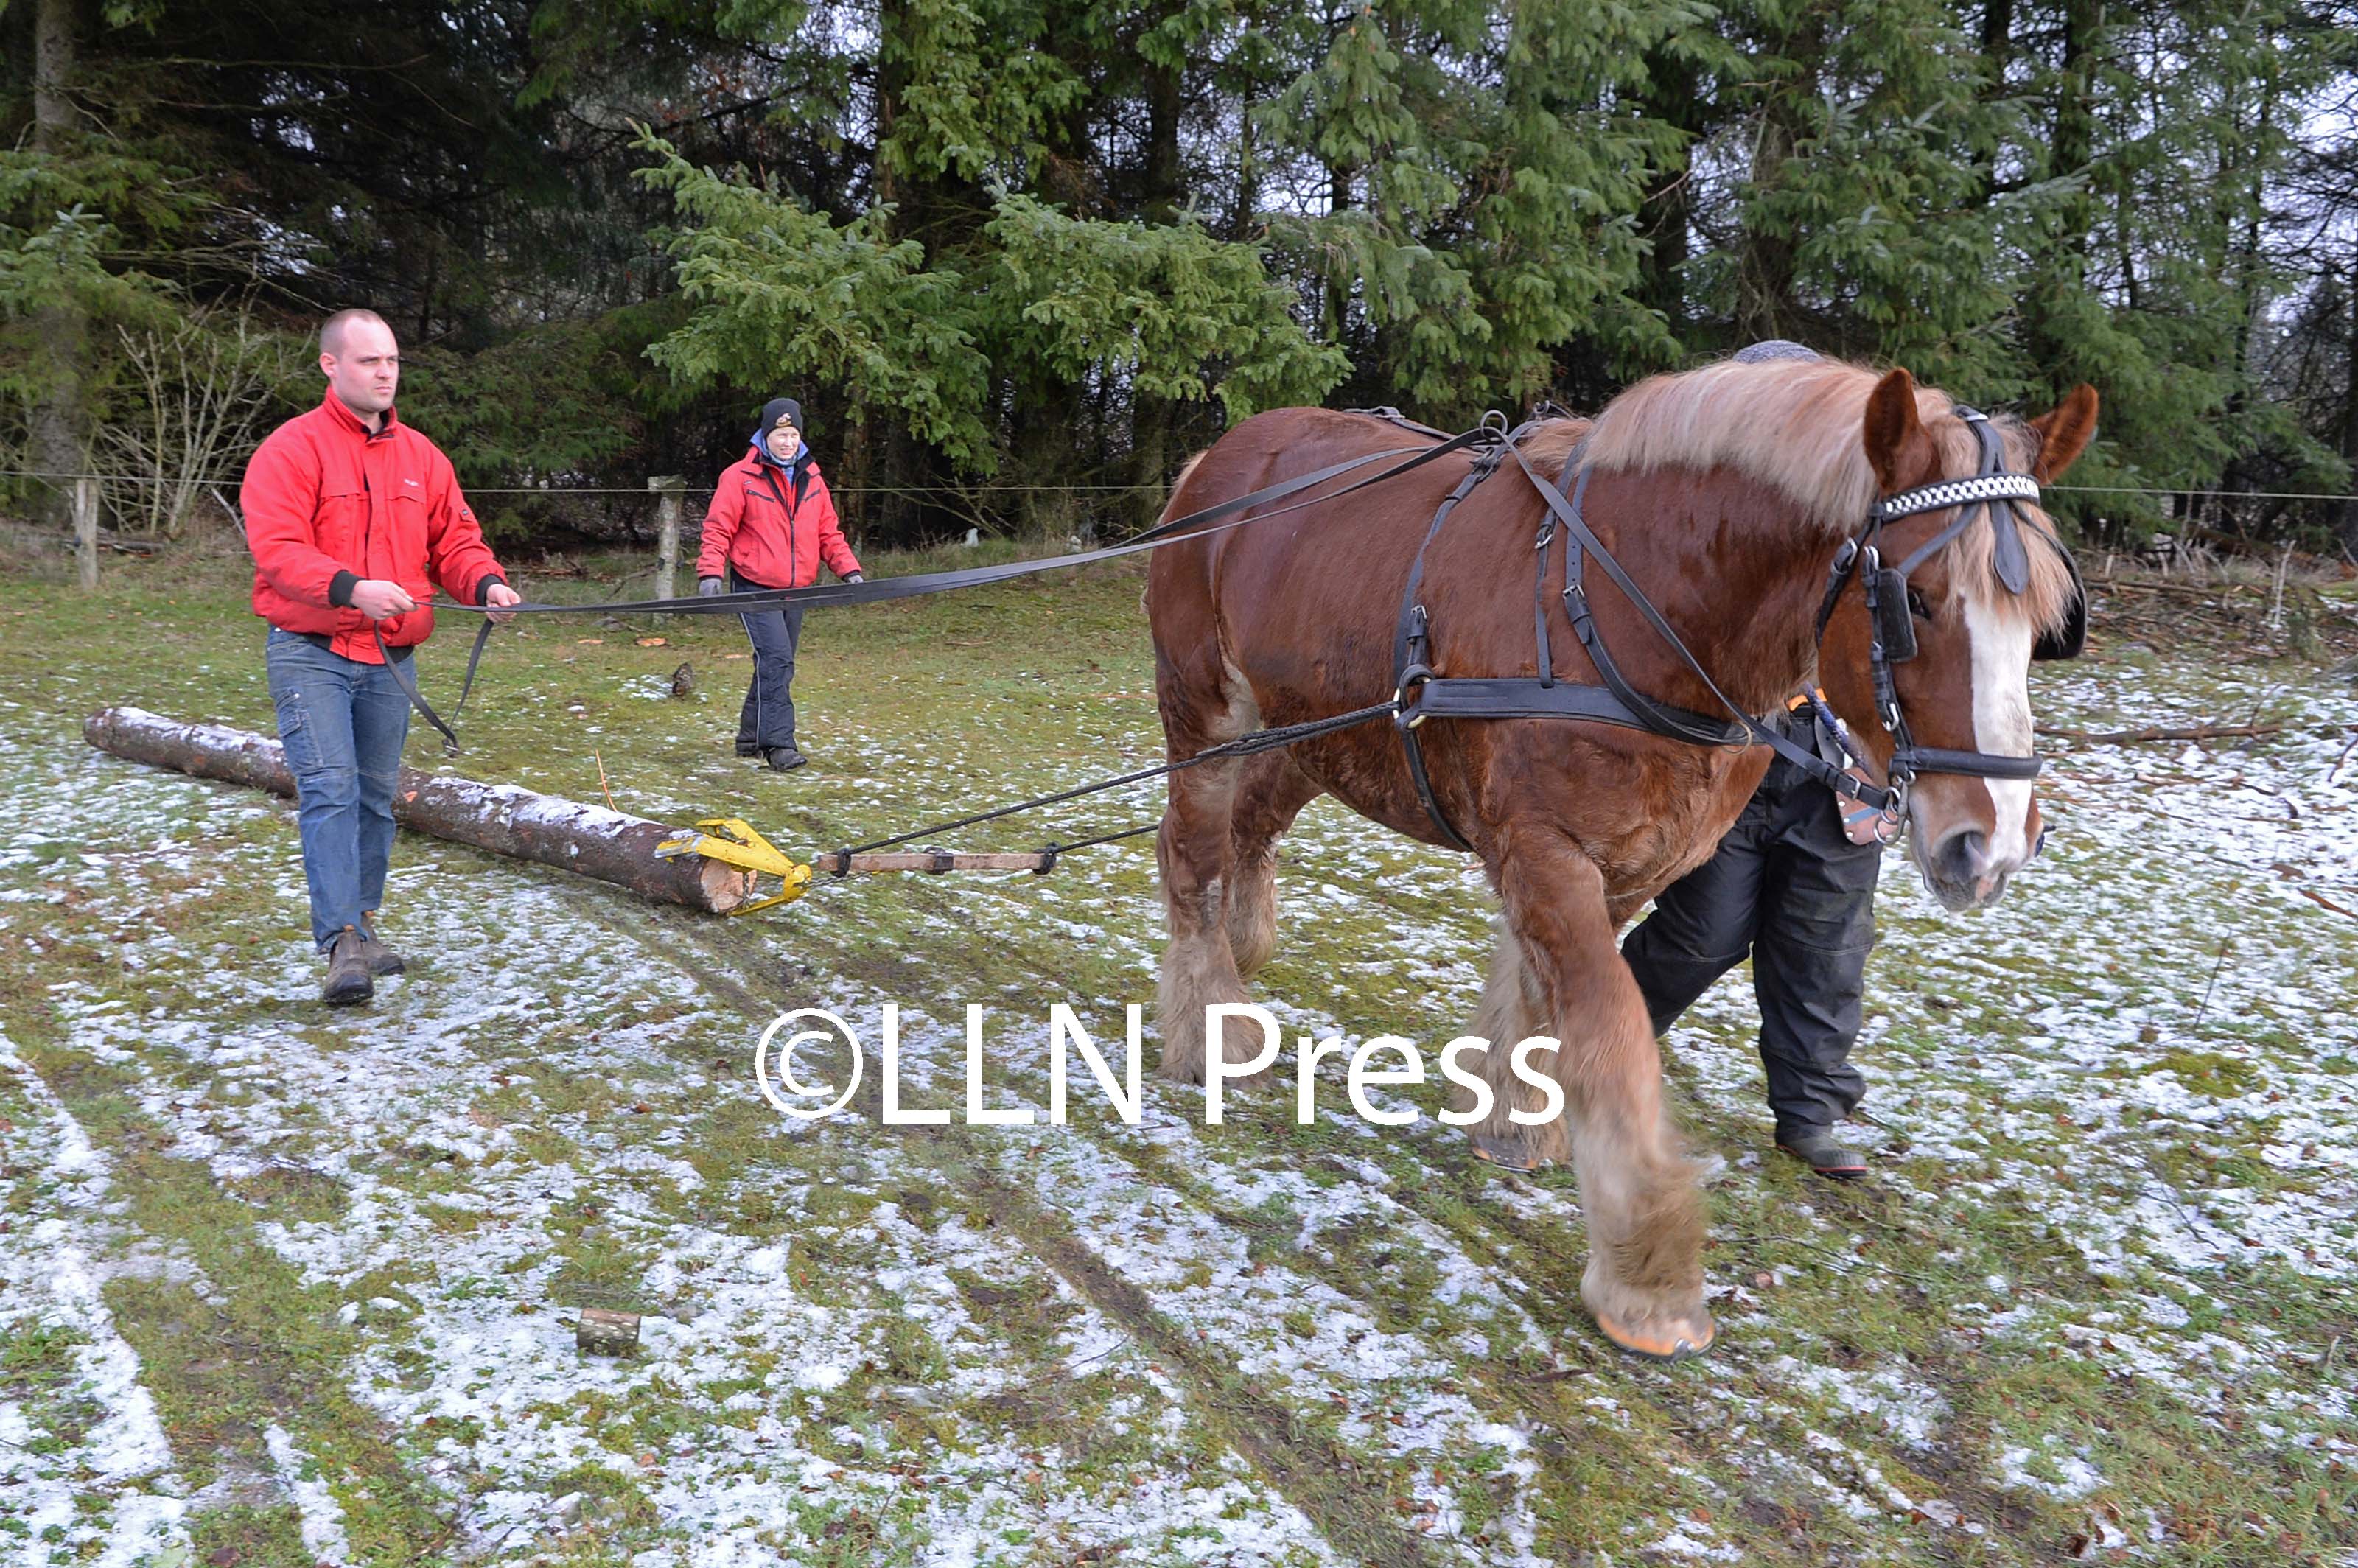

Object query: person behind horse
[696,397,864,771]
[1617,339,1881,1179]
[241,308,522,1005]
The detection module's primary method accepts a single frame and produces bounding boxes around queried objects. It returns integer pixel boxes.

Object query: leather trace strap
[374,617,492,757]
[421,424,1496,749]
[1504,443,1896,808]
[467,429,1493,622]
[1385,419,1865,853]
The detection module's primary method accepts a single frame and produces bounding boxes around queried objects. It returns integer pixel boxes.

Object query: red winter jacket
[695,449,861,589]
[241,393,508,662]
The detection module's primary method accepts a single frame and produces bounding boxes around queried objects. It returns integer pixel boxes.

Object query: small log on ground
[575,1308,642,1355]
[84,705,755,914]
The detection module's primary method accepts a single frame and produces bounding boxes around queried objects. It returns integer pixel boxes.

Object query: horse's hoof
[1469,1131,1556,1172]
[1593,1308,1715,1362]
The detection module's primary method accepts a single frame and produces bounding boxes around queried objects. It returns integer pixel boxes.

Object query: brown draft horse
[1144,357,2098,1359]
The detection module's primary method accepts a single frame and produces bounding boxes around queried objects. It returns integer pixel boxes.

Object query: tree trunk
[1976,0,2016,206]
[1634,45,1702,341]
[871,0,981,546]
[1015,372,1087,536]
[2024,0,2102,399]
[83,707,757,914]
[1736,15,1821,344]
[1132,46,1187,522]
[2343,256,2358,548]
[1980,0,2015,77]
[1142,53,1183,226]
[1229,93,1260,241]
[2221,57,2280,466]
[29,0,85,533]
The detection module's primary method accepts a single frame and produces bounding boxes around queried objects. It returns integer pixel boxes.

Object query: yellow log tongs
[654,819,816,915]
[654,818,1060,915]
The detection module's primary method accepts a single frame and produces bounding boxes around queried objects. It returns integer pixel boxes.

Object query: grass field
[1,544,2353,1567]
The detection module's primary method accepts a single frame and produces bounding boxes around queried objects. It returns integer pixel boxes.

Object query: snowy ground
[0,569,2351,1567]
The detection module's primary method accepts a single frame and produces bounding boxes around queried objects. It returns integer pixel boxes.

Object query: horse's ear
[2029,384,2100,482]
[1862,368,1934,492]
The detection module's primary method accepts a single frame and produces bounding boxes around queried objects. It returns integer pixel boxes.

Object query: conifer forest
[3,0,2354,550]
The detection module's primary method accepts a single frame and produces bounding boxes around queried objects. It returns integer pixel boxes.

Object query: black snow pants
[730,566,808,752]
[1619,710,1883,1136]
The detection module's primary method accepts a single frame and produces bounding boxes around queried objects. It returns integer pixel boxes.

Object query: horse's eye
[1906,587,1933,620]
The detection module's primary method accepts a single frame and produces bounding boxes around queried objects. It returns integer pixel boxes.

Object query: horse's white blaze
[1962,591,2036,869]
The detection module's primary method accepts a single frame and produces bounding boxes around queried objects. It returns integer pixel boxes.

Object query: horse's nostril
[1936,829,1987,884]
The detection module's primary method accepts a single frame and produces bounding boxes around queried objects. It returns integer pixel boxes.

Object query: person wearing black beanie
[693,396,864,769]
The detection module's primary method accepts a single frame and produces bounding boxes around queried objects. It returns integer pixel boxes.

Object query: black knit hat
[759,396,803,433]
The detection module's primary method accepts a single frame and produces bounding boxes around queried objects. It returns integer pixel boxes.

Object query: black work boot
[734,739,760,757]
[1776,1125,1867,1180]
[765,745,805,771]
[356,914,405,977]
[321,926,374,1007]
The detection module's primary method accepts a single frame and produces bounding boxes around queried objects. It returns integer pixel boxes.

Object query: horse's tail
[1144,448,1215,615]
[1160,448,1210,520]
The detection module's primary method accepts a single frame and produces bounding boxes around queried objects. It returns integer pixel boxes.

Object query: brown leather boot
[357,914,405,976]
[322,926,373,1006]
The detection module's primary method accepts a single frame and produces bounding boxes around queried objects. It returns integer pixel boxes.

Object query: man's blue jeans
[265,628,412,951]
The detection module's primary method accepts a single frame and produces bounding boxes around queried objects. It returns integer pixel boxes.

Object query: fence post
[73,477,98,591]
[649,475,685,610]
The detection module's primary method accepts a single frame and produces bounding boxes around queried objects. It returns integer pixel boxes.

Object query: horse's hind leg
[1154,657,1264,1085]
[1495,821,1712,1360]
[1225,753,1322,980]
[1452,920,1574,1171]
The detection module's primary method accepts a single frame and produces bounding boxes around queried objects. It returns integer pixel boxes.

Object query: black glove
[698,576,724,598]
[844,572,864,584]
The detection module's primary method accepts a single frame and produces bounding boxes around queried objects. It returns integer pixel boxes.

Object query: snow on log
[83,706,756,914]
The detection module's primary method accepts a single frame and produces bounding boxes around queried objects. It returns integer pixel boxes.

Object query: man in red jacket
[696,396,863,770]
[242,307,522,1004]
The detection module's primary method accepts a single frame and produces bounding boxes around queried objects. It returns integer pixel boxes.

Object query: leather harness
[1380,407,2079,854]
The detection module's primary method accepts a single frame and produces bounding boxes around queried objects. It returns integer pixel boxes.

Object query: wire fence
[0,469,1153,497]
[7,462,2354,586]
[2,466,2348,504]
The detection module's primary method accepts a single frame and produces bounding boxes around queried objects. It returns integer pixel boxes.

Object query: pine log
[83,705,755,913]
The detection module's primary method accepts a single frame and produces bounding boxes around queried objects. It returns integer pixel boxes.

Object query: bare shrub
[92,310,304,538]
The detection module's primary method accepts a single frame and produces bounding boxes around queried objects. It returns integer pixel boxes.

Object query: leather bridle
[1808,405,2085,828]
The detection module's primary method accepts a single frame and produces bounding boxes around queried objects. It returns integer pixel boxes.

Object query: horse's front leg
[1497,822,1714,1359]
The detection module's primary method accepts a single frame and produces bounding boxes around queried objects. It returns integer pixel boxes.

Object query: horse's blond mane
[1578,359,2076,633]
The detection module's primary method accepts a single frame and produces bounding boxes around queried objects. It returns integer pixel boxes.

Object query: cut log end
[699,857,758,913]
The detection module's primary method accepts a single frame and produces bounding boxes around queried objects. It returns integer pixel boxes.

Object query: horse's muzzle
[1916,824,2019,911]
